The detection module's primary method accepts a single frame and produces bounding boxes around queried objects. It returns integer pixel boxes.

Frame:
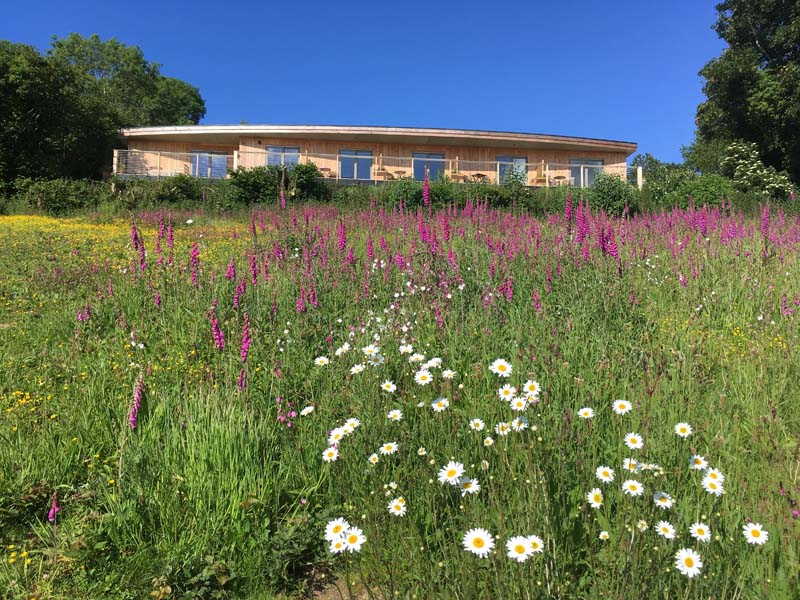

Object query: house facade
[114,125,638,188]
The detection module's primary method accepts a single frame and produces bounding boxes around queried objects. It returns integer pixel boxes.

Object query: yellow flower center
[684,557,694,568]
[473,538,484,548]
[514,544,526,554]
[447,469,456,478]
[594,494,601,503]
[333,525,342,534]
[348,535,358,544]
[752,529,760,537]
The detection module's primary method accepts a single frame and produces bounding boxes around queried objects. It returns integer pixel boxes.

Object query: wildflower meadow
[0,196,799,598]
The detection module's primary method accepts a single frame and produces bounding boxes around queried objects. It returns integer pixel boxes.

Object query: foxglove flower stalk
[48,491,60,523]
[423,171,431,208]
[129,374,144,430]
[564,190,573,223]
[225,258,237,281]
[210,309,225,349]
[249,254,258,285]
[240,313,252,363]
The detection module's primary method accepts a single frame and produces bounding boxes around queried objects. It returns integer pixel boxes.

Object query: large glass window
[569,158,604,187]
[413,152,445,181]
[339,150,373,180]
[191,151,229,179]
[266,146,300,166]
[496,156,527,183]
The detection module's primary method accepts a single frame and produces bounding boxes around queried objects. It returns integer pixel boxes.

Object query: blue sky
[2,0,725,162]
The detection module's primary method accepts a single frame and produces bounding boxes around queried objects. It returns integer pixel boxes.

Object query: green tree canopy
[0,34,205,183]
[691,1,800,183]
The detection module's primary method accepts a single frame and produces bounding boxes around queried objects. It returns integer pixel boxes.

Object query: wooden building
[115,125,638,188]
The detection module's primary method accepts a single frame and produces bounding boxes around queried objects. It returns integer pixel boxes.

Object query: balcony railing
[114,149,641,188]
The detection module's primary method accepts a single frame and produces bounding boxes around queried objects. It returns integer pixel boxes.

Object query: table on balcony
[393,170,407,179]
[375,170,393,180]
[450,173,468,182]
[471,173,488,183]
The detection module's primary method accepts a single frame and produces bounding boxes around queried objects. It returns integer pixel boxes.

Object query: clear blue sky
[2,0,725,163]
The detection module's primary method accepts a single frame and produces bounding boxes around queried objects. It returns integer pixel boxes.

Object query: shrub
[153,174,203,205]
[15,177,112,215]
[228,166,282,205]
[663,174,733,209]
[720,141,795,200]
[586,174,637,216]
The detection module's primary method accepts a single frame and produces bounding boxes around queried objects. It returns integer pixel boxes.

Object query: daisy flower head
[637,519,648,532]
[459,477,481,496]
[300,406,314,416]
[701,475,725,496]
[510,397,528,412]
[596,466,615,483]
[495,422,511,436]
[622,479,644,497]
[489,358,512,378]
[469,418,485,431]
[674,422,693,438]
[344,526,366,552]
[350,363,365,375]
[329,538,347,554]
[578,407,594,419]
[498,384,517,400]
[368,453,379,465]
[622,457,638,473]
[653,491,673,510]
[387,497,407,517]
[587,487,603,509]
[656,520,676,540]
[506,536,533,562]
[527,535,545,553]
[690,455,708,470]
[599,531,610,541]
[409,352,425,364]
[362,344,379,356]
[417,447,427,456]
[431,397,449,412]
[624,432,644,450]
[314,356,330,366]
[387,409,403,422]
[463,528,494,558]
[334,343,350,357]
[612,399,632,415]
[414,370,433,385]
[442,369,456,379]
[483,436,495,447]
[424,357,443,369]
[689,522,711,543]
[381,380,397,393]
[742,522,768,545]
[521,379,540,398]
[438,461,465,485]
[379,442,399,455]
[344,418,360,430]
[398,344,413,354]
[325,517,350,541]
[704,467,724,483]
[328,427,346,446]
[674,548,703,578]
[510,416,529,432]
[367,353,384,367]
[322,447,339,462]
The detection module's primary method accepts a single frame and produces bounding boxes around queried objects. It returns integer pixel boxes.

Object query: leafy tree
[691,1,800,183]
[630,153,696,206]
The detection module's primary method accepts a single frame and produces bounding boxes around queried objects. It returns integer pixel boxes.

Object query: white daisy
[612,399,632,415]
[314,356,329,366]
[494,422,511,436]
[704,467,724,483]
[587,487,603,509]
[656,520,676,540]
[598,531,610,541]
[350,363,365,375]
[414,370,433,385]
[622,458,638,473]
[329,538,347,554]
[637,520,648,532]
[398,344,413,354]
[488,358,512,378]
[653,491,673,510]
[595,466,615,483]
[438,461,465,485]
[622,479,644,497]
[300,406,314,416]
[417,447,427,456]
[521,380,540,397]
[701,476,724,496]
[328,427,346,446]
[368,453,379,465]
[674,422,693,438]
[578,407,594,419]
[742,522,768,545]
[506,535,533,562]
[343,526,366,552]
[431,397,449,412]
[527,535,545,553]
[409,353,425,364]
[510,397,528,412]
[674,548,703,578]
[387,497,407,517]
[344,418,360,430]
[381,380,397,393]
[379,442,399,455]
[424,357,443,369]
[441,369,456,379]
[362,344,379,356]
[463,528,494,558]
[624,432,644,450]
[510,417,528,432]
[689,522,711,543]
[367,353,384,366]
[469,418,485,431]
[498,384,517,400]
[325,517,350,541]
[459,477,481,496]
[483,436,495,447]
[387,409,403,422]
[322,447,338,462]
[689,455,708,470]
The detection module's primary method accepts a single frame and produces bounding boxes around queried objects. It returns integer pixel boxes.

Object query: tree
[691,1,800,183]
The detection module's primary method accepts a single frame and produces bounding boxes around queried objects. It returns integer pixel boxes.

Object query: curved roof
[121,124,637,154]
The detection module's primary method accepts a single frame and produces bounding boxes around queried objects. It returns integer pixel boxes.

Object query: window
[496,156,527,183]
[266,146,300,166]
[413,152,445,181]
[569,158,604,187]
[191,151,229,179]
[339,150,373,180]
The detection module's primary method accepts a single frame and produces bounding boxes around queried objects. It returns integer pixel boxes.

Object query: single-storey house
[114,125,638,188]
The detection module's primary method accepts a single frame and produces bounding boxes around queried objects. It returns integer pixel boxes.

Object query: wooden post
[112,149,119,175]
[157,152,161,179]
[637,166,643,190]
[545,163,550,187]
[233,150,239,171]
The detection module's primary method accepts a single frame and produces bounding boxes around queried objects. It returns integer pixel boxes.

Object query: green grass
[0,204,798,599]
